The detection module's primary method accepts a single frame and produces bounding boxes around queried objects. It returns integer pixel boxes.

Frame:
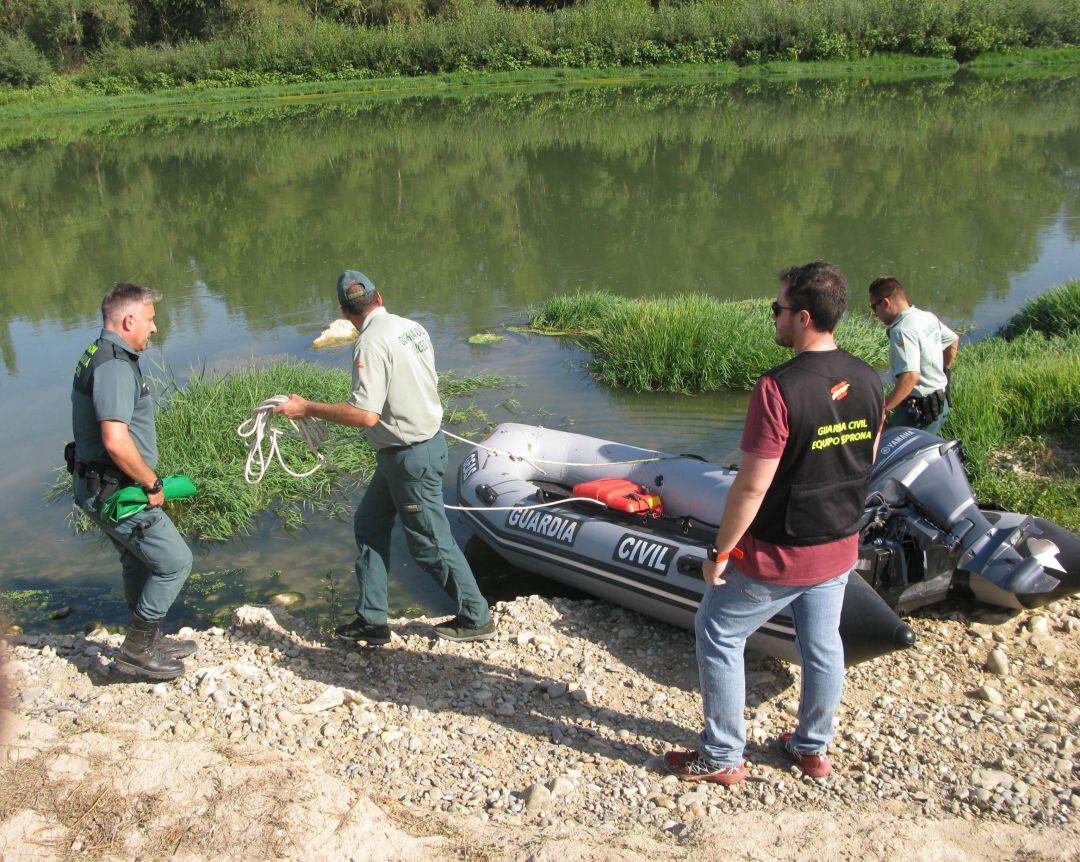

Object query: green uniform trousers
[354,432,491,627]
[73,474,193,621]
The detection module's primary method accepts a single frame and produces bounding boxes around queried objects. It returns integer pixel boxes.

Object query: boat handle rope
[441,428,685,473]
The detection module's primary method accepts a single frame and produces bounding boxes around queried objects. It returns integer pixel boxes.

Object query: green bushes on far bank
[3,0,1080,93]
[531,291,888,392]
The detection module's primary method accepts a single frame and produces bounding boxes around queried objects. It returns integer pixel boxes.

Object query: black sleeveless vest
[749,349,884,546]
[73,336,146,399]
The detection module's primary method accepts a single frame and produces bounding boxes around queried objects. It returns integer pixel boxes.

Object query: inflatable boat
[455,423,1080,666]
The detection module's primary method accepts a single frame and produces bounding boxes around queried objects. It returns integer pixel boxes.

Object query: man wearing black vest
[665,262,884,785]
[71,283,195,680]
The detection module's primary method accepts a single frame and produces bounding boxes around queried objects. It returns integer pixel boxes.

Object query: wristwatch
[706,545,730,563]
[145,477,163,494]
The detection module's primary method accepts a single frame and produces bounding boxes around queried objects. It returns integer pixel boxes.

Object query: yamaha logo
[613,533,677,575]
[506,507,581,546]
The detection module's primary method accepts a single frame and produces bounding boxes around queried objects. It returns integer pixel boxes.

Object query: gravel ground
[2,593,1079,850]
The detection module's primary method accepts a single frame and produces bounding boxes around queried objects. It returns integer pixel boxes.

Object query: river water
[2,71,1079,631]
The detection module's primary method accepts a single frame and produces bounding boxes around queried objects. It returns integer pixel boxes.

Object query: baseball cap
[336,270,377,306]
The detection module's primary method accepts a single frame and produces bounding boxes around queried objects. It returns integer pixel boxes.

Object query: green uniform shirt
[71,329,158,468]
[348,307,443,450]
[886,306,958,398]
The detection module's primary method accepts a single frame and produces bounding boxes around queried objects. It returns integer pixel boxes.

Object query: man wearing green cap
[70,283,195,680]
[275,270,495,644]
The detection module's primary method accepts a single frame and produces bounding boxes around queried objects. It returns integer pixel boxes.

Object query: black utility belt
[64,441,134,499]
[902,389,947,423]
[381,435,435,454]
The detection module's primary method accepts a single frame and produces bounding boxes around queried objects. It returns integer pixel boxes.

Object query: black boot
[153,628,198,660]
[114,614,184,680]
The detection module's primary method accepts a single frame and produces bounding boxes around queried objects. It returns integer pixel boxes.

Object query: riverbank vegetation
[53,361,505,540]
[2,0,1080,94]
[943,280,1080,530]
[534,282,1080,528]
[530,291,888,391]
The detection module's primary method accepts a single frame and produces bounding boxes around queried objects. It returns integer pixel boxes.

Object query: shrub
[0,33,54,87]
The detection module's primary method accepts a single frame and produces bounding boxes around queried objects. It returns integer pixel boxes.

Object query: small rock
[494,703,515,717]
[523,783,552,811]
[644,755,668,773]
[300,686,345,714]
[547,776,575,797]
[977,685,1004,706]
[985,650,1009,676]
[1028,616,1051,636]
[277,709,300,726]
[972,768,1013,790]
[48,606,74,620]
[547,683,568,698]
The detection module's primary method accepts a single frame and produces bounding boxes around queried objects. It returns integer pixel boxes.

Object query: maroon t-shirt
[735,375,859,586]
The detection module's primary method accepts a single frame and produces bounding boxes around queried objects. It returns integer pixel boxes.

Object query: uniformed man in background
[70,283,195,680]
[274,270,495,644]
[869,277,959,435]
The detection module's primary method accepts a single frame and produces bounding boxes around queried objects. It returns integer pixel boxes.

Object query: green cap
[336,270,377,306]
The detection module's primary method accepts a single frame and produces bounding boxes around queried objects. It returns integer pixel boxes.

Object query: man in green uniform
[869,277,959,435]
[71,283,195,680]
[275,270,495,644]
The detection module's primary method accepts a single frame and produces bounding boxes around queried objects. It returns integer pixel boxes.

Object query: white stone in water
[312,319,359,349]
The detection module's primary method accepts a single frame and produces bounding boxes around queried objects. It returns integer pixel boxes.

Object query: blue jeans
[695,567,849,766]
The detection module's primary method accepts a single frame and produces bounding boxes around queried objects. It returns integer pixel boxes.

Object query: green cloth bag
[100,474,198,524]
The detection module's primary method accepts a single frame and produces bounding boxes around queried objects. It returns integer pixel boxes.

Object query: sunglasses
[870,297,886,310]
[771,301,799,317]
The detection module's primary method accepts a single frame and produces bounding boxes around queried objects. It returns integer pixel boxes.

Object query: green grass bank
[2,0,1080,99]
[530,291,889,391]
[55,361,505,541]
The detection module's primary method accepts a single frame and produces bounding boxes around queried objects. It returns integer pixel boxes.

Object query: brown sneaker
[663,749,746,785]
[778,732,831,779]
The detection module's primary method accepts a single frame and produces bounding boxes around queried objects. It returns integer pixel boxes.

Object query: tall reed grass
[531,291,888,392]
[998,279,1080,339]
[943,330,1080,529]
[76,361,504,540]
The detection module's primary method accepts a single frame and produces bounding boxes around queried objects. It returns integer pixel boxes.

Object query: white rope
[445,497,607,512]
[440,428,680,469]
[237,395,328,484]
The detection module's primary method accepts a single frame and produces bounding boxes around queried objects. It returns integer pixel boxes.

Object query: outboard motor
[866,429,1079,610]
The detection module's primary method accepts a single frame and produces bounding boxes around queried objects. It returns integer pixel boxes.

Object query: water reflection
[2,72,1079,629]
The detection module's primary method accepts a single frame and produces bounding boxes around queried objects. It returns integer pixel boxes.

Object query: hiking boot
[335,618,391,645]
[432,616,497,642]
[152,628,197,660]
[663,749,746,785]
[113,614,185,680]
[777,732,832,779]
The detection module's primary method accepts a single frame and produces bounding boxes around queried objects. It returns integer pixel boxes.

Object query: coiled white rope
[237,395,328,484]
